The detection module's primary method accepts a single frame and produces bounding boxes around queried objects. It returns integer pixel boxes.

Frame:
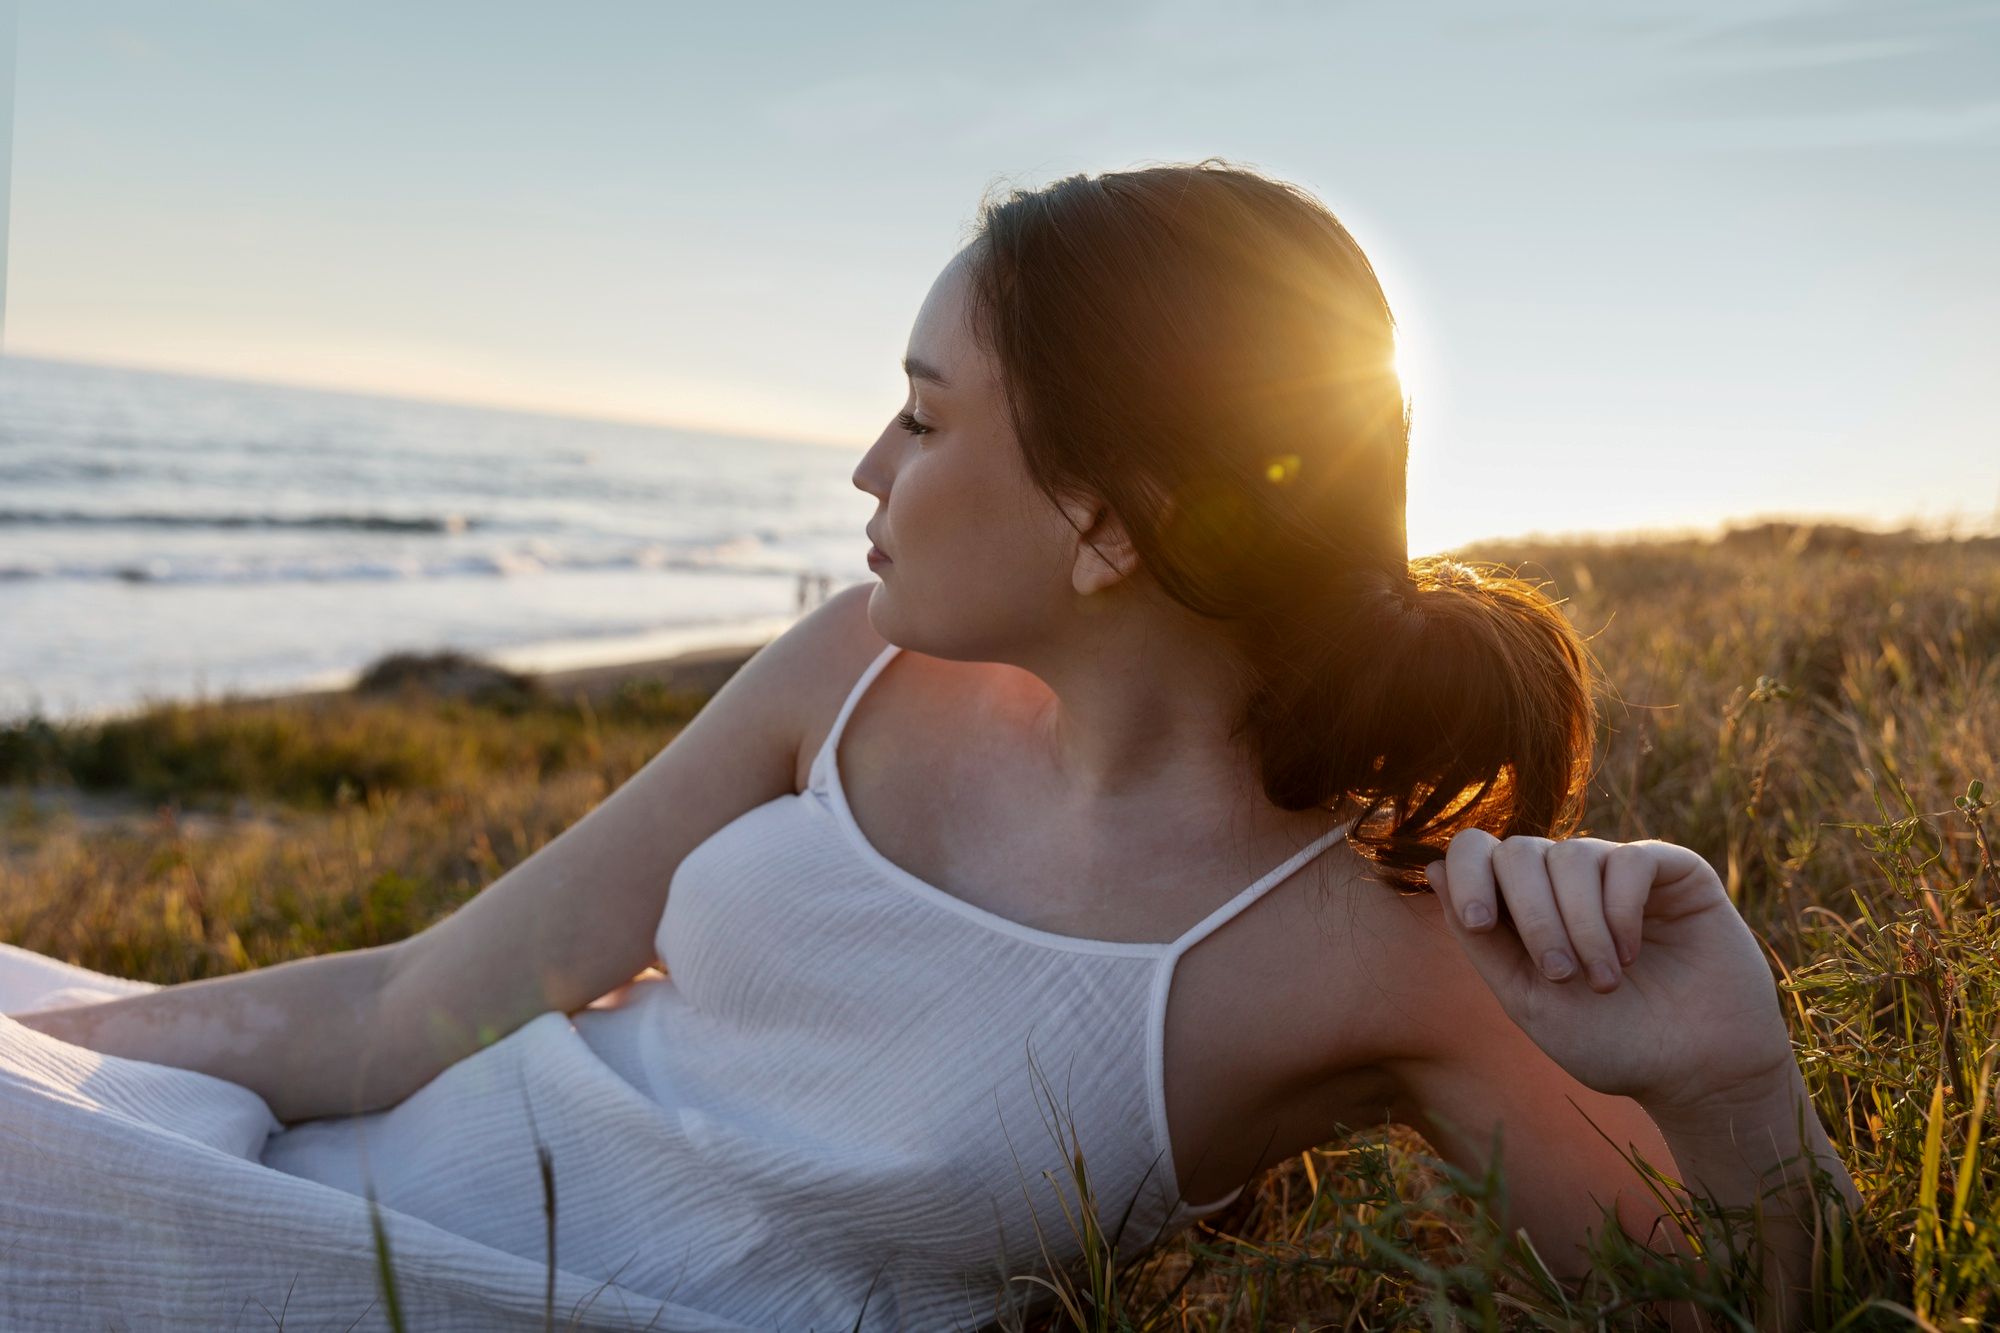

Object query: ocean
[0,354,874,723]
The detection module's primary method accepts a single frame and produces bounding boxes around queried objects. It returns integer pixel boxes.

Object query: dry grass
[3,520,1995,1330]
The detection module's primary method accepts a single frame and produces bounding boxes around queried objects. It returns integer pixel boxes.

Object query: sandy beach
[506,638,770,704]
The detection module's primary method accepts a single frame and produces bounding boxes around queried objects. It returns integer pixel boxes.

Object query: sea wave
[0,536,803,586]
[0,507,482,534]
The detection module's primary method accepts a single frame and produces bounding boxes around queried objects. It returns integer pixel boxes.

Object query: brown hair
[962,158,1599,892]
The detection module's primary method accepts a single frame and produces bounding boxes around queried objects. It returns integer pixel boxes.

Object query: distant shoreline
[248,637,776,713]
[5,604,824,728]
[527,639,772,701]
[2,638,780,835]
[0,636,782,734]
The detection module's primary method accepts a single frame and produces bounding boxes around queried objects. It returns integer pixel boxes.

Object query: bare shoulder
[768,588,1032,795]
[1282,848,1520,1075]
[1173,840,1518,1189]
[764,583,893,793]
[1186,840,1393,1073]
[1312,849,1683,1271]
[1201,844,1457,1094]
[612,580,888,808]
[378,583,889,1076]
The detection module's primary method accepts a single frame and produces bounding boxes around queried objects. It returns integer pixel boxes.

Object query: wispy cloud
[1631,0,2000,147]
[1679,99,2000,149]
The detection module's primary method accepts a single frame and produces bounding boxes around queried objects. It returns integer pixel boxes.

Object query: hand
[1425,831,1796,1120]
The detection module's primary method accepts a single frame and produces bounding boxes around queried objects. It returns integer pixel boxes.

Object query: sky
[2,0,1996,556]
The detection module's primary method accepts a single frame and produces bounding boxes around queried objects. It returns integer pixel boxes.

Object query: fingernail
[1587,961,1617,989]
[1462,902,1493,929]
[1618,940,1636,966]
[1542,950,1576,980]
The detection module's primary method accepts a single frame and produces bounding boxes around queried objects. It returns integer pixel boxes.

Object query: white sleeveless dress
[3,642,1356,1330]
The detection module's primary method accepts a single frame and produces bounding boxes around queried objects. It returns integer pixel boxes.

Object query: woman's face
[851,245,1085,658]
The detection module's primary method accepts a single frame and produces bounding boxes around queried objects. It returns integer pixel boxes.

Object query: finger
[1428,835,1533,988]
[1493,837,1580,982]
[1634,840,1733,918]
[1440,828,1500,932]
[1603,842,1656,964]
[1548,840,1622,992]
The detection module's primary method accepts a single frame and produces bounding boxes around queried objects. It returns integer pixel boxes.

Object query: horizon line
[0,345,868,452]
[1,345,1990,549]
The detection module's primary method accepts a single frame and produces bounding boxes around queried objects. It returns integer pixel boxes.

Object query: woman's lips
[867,544,891,566]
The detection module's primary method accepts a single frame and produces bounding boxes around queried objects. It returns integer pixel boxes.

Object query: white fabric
[0,945,747,1331]
[1,641,1356,1330]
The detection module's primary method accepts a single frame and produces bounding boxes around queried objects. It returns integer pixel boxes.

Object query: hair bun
[1361,564,1424,623]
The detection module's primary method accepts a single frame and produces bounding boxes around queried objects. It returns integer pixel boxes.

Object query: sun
[1391,328,1423,407]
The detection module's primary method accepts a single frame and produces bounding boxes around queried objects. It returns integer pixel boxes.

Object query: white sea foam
[0,354,872,721]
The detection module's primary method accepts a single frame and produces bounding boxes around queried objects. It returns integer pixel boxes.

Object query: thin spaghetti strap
[1164,815,1359,960]
[809,643,902,793]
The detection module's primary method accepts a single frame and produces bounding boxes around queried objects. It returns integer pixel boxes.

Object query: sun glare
[1391,330,1421,407]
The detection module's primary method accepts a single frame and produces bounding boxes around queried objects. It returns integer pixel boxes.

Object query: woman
[4,159,1856,1330]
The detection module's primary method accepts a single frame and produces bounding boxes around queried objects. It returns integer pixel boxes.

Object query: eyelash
[895,409,932,438]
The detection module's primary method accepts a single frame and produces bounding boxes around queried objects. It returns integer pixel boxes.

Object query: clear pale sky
[5,0,1996,555]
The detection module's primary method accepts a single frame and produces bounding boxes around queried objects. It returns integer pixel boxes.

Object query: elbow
[339,940,434,1119]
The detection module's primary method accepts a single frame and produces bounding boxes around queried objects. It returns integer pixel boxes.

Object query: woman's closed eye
[895,409,933,438]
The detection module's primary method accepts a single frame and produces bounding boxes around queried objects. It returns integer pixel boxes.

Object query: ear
[1058,495,1142,596]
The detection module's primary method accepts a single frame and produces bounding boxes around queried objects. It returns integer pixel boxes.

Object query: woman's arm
[1643,1062,1859,1326]
[6,582,877,1127]
[8,946,401,1124]
[1386,978,1691,1281]
[1391,968,1854,1321]
[1417,831,1861,1329]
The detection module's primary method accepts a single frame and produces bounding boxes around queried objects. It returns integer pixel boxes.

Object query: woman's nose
[852,433,894,498]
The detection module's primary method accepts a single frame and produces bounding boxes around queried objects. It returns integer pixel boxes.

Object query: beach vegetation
[2,522,1995,1329]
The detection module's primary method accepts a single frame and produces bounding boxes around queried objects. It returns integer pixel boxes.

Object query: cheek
[892,461,1049,586]
[897,495,988,585]
[892,455,981,546]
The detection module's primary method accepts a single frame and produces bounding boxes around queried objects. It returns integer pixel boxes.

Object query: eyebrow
[902,355,951,389]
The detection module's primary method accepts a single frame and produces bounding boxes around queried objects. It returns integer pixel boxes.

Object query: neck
[1003,607,1341,840]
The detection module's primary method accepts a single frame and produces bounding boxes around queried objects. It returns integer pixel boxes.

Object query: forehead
[905,247,982,389]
